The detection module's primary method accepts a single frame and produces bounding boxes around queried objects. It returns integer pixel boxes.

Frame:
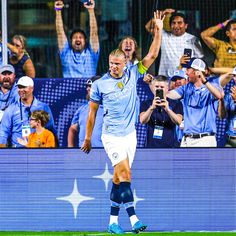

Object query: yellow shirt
[212,38,236,68]
[27,129,56,148]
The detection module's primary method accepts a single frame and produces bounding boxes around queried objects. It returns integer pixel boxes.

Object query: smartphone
[156,89,164,100]
[184,48,192,58]
[79,0,92,5]
[230,10,236,20]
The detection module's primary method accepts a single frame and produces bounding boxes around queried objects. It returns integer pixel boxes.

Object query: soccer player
[81,11,164,234]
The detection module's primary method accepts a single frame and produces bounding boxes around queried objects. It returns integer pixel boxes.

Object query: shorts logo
[112,152,118,159]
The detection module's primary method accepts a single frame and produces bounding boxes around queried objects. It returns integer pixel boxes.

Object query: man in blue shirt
[140,75,183,148]
[55,0,99,78]
[0,76,56,147]
[218,70,236,147]
[0,64,19,122]
[81,11,164,234]
[67,76,103,147]
[168,58,222,147]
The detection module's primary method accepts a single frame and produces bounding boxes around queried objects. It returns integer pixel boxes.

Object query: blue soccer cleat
[132,221,147,234]
[107,223,125,234]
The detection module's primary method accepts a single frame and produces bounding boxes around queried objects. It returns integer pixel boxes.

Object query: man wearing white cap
[168,58,223,147]
[0,64,19,122]
[0,76,57,147]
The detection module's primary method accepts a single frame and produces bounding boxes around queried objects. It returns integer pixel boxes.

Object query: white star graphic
[56,179,94,219]
[93,163,113,191]
[133,189,145,209]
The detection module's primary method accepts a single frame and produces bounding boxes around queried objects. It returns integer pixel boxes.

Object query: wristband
[203,79,209,85]
[218,23,225,29]
[55,7,62,11]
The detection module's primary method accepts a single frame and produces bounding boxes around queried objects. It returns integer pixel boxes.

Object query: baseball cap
[17,76,34,87]
[86,75,101,86]
[170,69,188,81]
[0,64,15,74]
[233,66,236,75]
[184,58,206,72]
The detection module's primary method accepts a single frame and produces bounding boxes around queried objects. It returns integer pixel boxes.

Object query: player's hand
[81,139,92,154]
[55,1,64,10]
[153,10,165,31]
[84,0,95,10]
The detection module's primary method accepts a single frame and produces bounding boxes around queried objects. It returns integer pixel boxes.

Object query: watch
[203,79,208,85]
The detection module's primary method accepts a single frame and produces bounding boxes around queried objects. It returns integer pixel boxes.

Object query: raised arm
[81,101,99,153]
[23,59,36,78]
[198,71,223,99]
[201,19,230,50]
[145,8,174,34]
[142,11,164,69]
[55,0,67,51]
[84,0,99,53]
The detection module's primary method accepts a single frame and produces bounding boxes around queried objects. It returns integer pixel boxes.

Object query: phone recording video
[155,89,164,100]
[79,0,92,5]
[184,48,192,58]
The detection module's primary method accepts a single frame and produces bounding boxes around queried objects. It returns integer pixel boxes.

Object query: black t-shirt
[140,98,183,148]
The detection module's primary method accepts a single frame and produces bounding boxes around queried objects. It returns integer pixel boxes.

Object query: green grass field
[0,232,235,236]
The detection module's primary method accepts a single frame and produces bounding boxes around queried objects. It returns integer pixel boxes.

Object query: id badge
[22,125,31,137]
[0,110,4,122]
[153,125,164,139]
[234,119,236,131]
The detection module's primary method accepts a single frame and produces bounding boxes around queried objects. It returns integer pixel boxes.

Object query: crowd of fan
[0,1,236,148]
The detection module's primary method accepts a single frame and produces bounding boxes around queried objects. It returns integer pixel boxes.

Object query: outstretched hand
[54,0,64,10]
[81,139,92,154]
[153,10,165,31]
[83,0,95,10]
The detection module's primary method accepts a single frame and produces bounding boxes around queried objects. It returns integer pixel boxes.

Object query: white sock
[130,215,139,227]
[109,215,118,225]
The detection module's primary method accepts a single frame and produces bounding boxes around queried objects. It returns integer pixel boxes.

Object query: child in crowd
[17,110,56,148]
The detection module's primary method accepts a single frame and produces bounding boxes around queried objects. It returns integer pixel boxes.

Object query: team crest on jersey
[117,81,124,90]
[112,152,118,159]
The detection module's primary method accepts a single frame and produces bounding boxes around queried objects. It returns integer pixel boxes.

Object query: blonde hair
[109,49,126,59]
[12,35,27,50]
[118,36,141,62]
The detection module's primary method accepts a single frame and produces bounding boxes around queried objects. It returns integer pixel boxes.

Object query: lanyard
[19,97,34,124]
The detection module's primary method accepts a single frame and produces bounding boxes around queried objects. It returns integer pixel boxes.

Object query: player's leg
[115,159,147,233]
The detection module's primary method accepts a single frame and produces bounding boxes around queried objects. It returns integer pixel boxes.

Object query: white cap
[0,64,15,74]
[233,66,236,75]
[17,76,34,87]
[188,58,206,72]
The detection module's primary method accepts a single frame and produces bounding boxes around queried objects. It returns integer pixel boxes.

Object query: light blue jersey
[0,84,19,111]
[224,93,236,136]
[0,97,56,147]
[59,41,100,78]
[71,102,103,147]
[175,80,220,134]
[90,62,147,136]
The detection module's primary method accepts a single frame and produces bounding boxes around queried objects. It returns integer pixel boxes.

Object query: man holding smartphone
[140,75,183,148]
[54,0,99,78]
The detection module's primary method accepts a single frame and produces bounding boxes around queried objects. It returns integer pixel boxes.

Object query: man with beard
[55,0,99,78]
[0,76,57,147]
[146,10,203,77]
[0,64,19,122]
